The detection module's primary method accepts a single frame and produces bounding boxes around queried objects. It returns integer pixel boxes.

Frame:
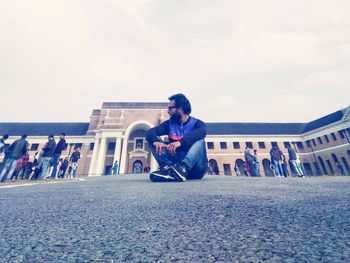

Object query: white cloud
[0,0,349,122]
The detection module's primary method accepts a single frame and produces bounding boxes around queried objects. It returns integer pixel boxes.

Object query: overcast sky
[0,0,349,123]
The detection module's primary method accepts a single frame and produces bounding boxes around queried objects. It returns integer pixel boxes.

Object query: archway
[119,120,154,174]
[317,157,328,175]
[262,159,274,177]
[341,157,349,175]
[133,160,143,174]
[326,160,334,175]
[208,159,219,175]
[235,159,246,176]
[331,154,338,163]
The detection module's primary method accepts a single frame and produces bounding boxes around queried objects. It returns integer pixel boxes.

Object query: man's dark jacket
[146,116,206,151]
[70,151,81,162]
[7,138,29,159]
[42,139,56,158]
[54,138,67,155]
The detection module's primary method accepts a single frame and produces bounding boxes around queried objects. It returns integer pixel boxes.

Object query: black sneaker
[169,163,188,182]
[150,165,175,182]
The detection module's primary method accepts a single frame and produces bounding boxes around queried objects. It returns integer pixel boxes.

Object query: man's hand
[167,141,181,155]
[153,141,167,155]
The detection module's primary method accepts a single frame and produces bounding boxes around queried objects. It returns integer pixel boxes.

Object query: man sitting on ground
[146,93,207,182]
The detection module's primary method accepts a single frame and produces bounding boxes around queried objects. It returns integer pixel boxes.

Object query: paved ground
[0,175,349,262]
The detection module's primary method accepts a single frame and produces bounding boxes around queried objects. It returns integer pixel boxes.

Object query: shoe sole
[150,172,175,182]
[169,167,187,182]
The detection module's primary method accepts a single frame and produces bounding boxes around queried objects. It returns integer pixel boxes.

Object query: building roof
[102,102,168,109]
[302,110,344,133]
[0,123,89,136]
[0,108,345,137]
[207,122,305,135]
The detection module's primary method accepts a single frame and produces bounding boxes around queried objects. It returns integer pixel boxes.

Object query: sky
[0,0,349,123]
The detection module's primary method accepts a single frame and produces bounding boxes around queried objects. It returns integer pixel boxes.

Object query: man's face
[167,100,177,116]
[168,100,182,122]
[60,135,65,139]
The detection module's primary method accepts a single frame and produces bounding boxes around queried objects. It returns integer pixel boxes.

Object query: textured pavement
[0,175,349,262]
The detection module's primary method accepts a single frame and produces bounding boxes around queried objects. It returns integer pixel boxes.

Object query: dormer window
[134,138,144,150]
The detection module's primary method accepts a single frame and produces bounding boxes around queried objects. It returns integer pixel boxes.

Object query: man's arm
[179,120,206,150]
[146,120,170,145]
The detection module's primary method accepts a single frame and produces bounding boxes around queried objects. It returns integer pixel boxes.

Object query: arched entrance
[208,159,219,175]
[326,160,334,175]
[341,157,349,175]
[317,157,328,175]
[262,159,274,177]
[120,121,154,174]
[331,154,338,163]
[133,160,143,173]
[235,159,246,176]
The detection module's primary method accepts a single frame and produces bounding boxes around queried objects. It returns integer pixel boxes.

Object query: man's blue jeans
[51,154,61,178]
[0,158,19,182]
[150,139,208,180]
[273,160,284,176]
[290,160,304,176]
[39,157,52,180]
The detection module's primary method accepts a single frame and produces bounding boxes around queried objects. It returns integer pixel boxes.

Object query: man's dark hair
[2,134,9,140]
[61,132,66,136]
[21,134,27,139]
[168,93,192,115]
[48,135,54,139]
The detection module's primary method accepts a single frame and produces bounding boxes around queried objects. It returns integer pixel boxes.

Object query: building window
[338,130,345,139]
[311,139,316,146]
[207,142,214,149]
[317,137,323,145]
[74,143,83,150]
[324,135,330,143]
[233,142,240,149]
[296,142,304,150]
[246,142,253,148]
[134,138,144,149]
[220,142,227,149]
[283,142,291,148]
[306,140,311,147]
[223,164,232,175]
[108,142,116,150]
[89,143,94,151]
[331,132,337,141]
[258,142,265,149]
[271,141,278,147]
[30,143,39,151]
[326,160,334,175]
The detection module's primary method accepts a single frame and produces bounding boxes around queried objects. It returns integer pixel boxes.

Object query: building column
[113,137,123,172]
[150,155,157,172]
[119,137,129,174]
[88,137,100,176]
[95,137,107,175]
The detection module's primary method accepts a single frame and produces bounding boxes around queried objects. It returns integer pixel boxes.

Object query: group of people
[240,144,304,177]
[0,133,81,183]
[269,144,304,177]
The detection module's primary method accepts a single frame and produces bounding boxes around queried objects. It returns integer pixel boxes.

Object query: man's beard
[170,111,182,123]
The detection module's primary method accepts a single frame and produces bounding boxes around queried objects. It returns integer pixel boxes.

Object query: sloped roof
[207,123,305,135]
[302,110,344,133]
[0,123,89,136]
[0,109,345,137]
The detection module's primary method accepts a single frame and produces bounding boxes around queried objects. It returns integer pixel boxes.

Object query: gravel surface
[1,175,349,262]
